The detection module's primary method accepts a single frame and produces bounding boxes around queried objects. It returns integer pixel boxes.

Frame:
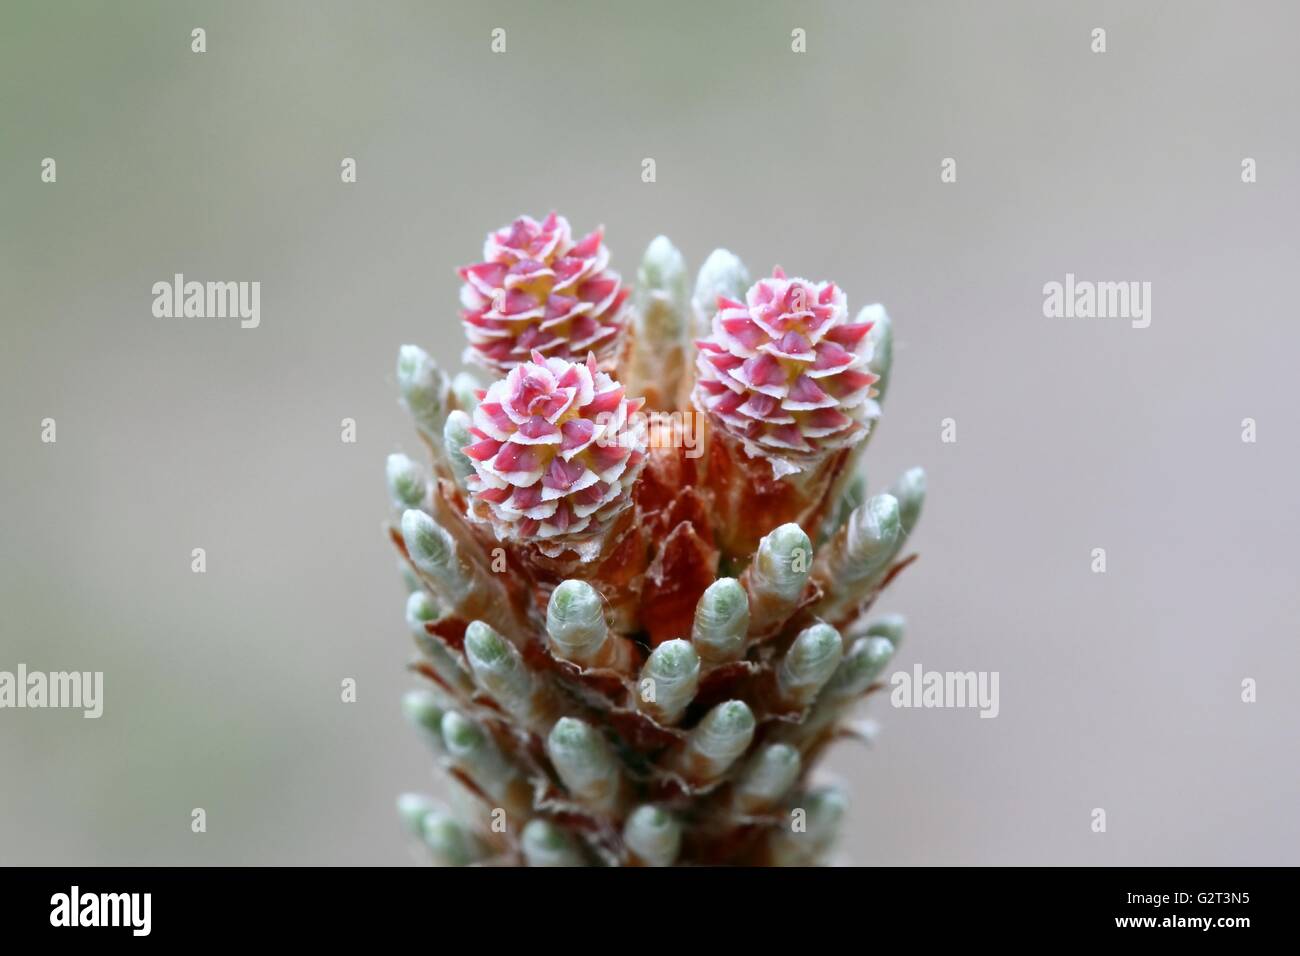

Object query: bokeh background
[3,0,1298,865]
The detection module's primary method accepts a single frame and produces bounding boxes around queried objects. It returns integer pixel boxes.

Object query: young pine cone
[459,211,630,375]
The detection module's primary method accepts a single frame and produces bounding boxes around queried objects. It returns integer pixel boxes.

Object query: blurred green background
[2,0,1298,864]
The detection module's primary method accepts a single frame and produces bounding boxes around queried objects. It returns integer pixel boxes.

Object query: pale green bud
[397,792,438,837]
[859,305,892,403]
[733,743,801,812]
[451,371,481,413]
[637,639,700,725]
[623,804,682,867]
[824,472,866,543]
[777,623,844,706]
[401,509,452,573]
[545,580,609,665]
[772,786,847,865]
[638,236,688,307]
[692,248,751,337]
[752,523,813,602]
[420,810,482,866]
[396,344,447,437]
[844,494,902,583]
[405,590,471,691]
[546,717,622,811]
[842,473,866,512]
[441,710,515,800]
[824,636,895,700]
[682,700,755,780]
[805,785,851,833]
[863,613,905,649]
[406,591,473,692]
[464,620,534,718]
[405,590,440,633]
[443,410,476,485]
[691,577,750,663]
[440,709,489,756]
[386,453,427,510]
[521,819,585,867]
[888,466,926,536]
[401,509,472,600]
[401,688,446,743]
[636,236,689,337]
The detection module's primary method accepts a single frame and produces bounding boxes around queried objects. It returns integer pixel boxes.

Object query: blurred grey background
[2,0,1298,865]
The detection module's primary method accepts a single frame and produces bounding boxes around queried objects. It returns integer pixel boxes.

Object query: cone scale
[387,214,925,866]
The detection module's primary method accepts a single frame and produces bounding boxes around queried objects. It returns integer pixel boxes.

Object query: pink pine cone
[463,351,647,552]
[693,267,878,475]
[459,212,630,374]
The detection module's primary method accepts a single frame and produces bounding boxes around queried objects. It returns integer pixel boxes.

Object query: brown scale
[701,422,849,561]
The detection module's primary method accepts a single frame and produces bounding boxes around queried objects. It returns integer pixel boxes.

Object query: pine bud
[860,305,892,403]
[777,623,844,707]
[441,710,517,803]
[464,620,536,722]
[396,344,448,438]
[860,613,906,650]
[401,689,446,749]
[691,577,750,663]
[442,410,476,486]
[451,371,481,413]
[404,589,440,632]
[812,494,903,624]
[401,509,472,602]
[746,523,812,634]
[546,717,623,812]
[628,237,690,410]
[676,700,755,784]
[691,248,751,337]
[771,786,847,866]
[545,580,609,666]
[844,494,902,583]
[636,235,688,327]
[399,561,422,593]
[827,472,866,540]
[623,804,682,867]
[732,743,801,814]
[824,636,895,700]
[888,466,926,536]
[386,453,427,510]
[521,819,586,867]
[401,508,451,570]
[406,591,474,694]
[420,810,484,866]
[637,639,700,726]
[753,523,812,601]
[396,792,437,837]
